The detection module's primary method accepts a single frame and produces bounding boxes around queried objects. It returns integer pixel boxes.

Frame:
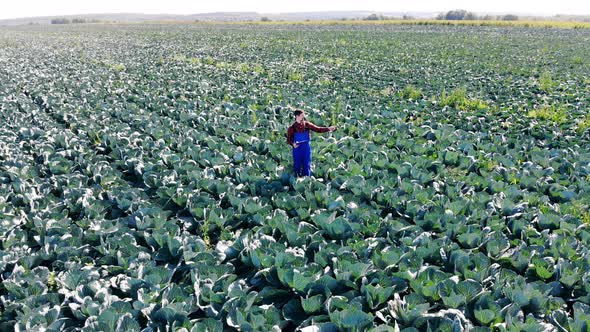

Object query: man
[286,109,336,177]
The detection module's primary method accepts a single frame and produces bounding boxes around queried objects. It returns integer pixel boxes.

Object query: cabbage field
[0,22,589,331]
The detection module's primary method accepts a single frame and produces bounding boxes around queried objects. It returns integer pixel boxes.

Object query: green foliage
[577,113,590,132]
[399,84,422,100]
[526,104,568,123]
[288,70,304,81]
[539,70,555,93]
[439,87,487,111]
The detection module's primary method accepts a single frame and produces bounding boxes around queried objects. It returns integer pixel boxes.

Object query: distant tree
[72,18,86,24]
[502,14,519,21]
[260,17,271,22]
[51,18,70,24]
[437,10,478,20]
[363,13,393,20]
[481,15,496,20]
[447,10,466,20]
[402,15,415,20]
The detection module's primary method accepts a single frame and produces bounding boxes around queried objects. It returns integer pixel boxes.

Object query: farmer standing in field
[286,109,336,177]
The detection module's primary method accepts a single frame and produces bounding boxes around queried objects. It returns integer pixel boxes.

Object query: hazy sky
[1,0,588,20]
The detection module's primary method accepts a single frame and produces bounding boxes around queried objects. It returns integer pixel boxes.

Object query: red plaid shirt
[286,121,331,146]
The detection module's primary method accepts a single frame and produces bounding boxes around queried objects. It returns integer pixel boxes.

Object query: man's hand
[328,126,336,132]
[293,143,299,148]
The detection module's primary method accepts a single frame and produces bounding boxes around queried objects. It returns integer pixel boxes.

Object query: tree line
[50,18,103,24]
[436,10,518,21]
[358,10,519,21]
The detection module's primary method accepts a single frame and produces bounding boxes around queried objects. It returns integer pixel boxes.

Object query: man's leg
[293,147,302,176]
[301,144,312,176]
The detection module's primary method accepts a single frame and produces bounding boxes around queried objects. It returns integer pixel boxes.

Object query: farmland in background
[0,23,589,331]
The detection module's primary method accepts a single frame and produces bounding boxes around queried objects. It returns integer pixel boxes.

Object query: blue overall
[293,131,312,177]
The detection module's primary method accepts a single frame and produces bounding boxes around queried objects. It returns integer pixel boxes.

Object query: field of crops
[1,22,589,331]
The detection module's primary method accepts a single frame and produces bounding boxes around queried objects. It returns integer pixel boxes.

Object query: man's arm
[286,125,295,146]
[306,121,335,133]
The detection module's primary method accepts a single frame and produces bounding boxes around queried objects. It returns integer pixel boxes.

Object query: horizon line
[2,10,588,21]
